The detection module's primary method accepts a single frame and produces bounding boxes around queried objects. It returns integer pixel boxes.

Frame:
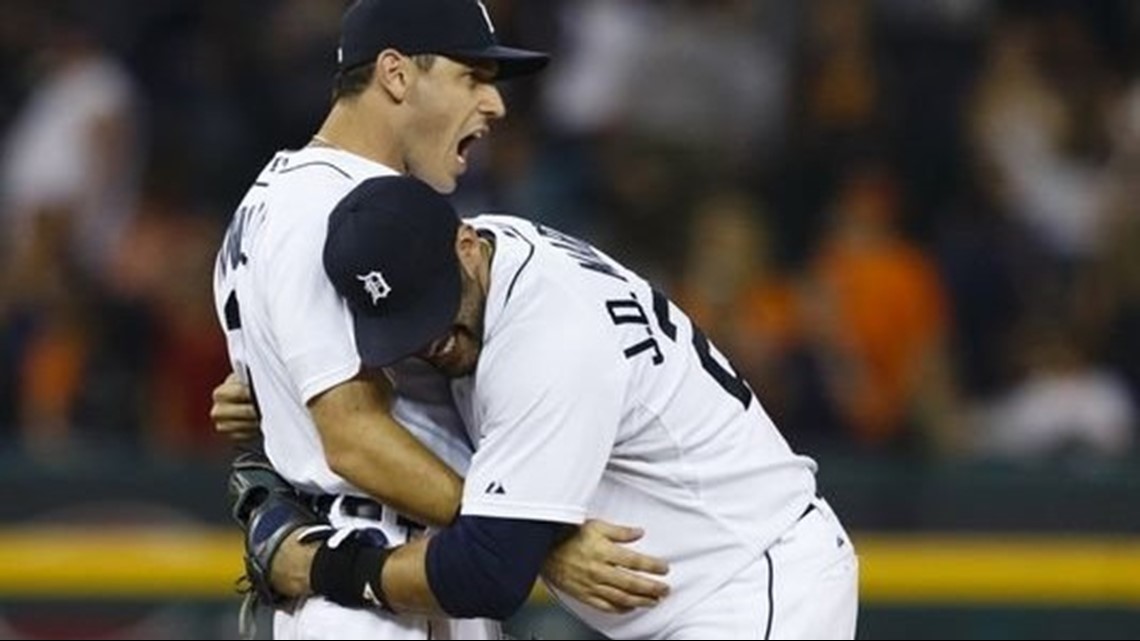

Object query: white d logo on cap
[476,0,495,34]
[357,271,392,305]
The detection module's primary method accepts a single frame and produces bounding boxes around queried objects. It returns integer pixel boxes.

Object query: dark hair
[331,54,437,103]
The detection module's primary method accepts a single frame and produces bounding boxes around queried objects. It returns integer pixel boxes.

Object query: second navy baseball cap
[323,176,462,368]
[338,0,549,79]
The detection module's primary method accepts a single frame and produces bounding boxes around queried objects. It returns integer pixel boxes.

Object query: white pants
[274,599,500,640]
[664,498,859,640]
[273,496,501,640]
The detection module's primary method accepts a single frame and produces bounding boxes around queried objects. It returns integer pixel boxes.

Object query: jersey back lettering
[453,215,818,639]
[213,148,472,494]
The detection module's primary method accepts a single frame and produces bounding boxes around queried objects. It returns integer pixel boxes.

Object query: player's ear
[373,49,411,101]
[455,224,481,269]
[455,224,477,252]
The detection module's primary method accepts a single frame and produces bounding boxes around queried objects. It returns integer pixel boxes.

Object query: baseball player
[243,176,859,639]
[212,1,667,638]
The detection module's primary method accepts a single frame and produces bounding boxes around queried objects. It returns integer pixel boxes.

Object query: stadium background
[0,0,1138,638]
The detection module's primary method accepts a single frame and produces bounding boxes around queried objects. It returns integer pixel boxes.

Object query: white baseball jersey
[212,147,474,496]
[450,215,820,639]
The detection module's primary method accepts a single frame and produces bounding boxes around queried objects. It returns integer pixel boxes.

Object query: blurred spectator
[539,0,791,274]
[934,169,1047,399]
[616,0,789,168]
[0,4,142,282]
[0,4,142,458]
[807,164,955,450]
[675,190,792,357]
[672,188,835,442]
[1076,87,1140,409]
[768,0,881,267]
[541,0,654,138]
[8,214,92,459]
[969,14,1115,262]
[974,320,1136,462]
[98,180,229,458]
[874,0,988,241]
[145,215,229,456]
[1095,210,1140,410]
[0,0,1134,471]
[800,0,879,141]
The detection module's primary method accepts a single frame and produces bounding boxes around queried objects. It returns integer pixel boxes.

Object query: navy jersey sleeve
[425,514,566,619]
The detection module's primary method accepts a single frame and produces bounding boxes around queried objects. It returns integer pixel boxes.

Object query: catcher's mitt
[229,449,331,637]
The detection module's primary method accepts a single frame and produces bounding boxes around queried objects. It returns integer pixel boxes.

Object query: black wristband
[310,532,394,610]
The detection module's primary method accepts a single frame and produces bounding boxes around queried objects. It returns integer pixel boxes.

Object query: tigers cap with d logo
[323,176,463,367]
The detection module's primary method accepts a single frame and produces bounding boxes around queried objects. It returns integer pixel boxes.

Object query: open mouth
[457,130,485,162]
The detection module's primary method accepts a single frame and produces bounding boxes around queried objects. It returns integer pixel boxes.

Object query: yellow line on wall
[856,534,1140,605]
[0,528,243,598]
[2,528,1140,604]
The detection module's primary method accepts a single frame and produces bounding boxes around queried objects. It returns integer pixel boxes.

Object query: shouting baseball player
[213,1,667,639]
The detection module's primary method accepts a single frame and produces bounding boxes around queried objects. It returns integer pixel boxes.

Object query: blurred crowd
[0,0,1137,467]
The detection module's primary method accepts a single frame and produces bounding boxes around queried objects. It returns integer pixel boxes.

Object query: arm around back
[309,372,463,527]
[380,515,566,619]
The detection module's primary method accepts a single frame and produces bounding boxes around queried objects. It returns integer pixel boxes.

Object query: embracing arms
[213,373,669,615]
[309,372,462,526]
[215,369,461,526]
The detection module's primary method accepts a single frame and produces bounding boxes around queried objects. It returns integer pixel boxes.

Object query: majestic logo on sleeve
[357,271,392,305]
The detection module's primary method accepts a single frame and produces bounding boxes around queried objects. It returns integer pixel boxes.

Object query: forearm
[305,516,559,619]
[312,376,462,526]
[270,531,320,599]
[379,537,441,614]
[325,417,462,526]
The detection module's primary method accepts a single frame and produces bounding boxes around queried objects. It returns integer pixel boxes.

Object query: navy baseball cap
[338,0,549,79]
[324,176,462,368]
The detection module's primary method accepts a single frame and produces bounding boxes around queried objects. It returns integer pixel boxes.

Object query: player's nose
[480,85,506,120]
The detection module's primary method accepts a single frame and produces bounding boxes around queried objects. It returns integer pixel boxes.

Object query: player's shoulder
[263,149,359,198]
[260,147,398,195]
[479,220,613,337]
[261,151,402,229]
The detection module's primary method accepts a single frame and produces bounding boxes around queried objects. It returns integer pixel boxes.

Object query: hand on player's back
[211,372,261,441]
[541,519,670,614]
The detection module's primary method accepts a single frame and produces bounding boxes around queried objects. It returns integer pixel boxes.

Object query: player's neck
[312,105,404,173]
[307,127,378,161]
[309,134,338,149]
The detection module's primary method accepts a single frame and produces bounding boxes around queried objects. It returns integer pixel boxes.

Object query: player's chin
[445,152,470,185]
[420,167,459,195]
